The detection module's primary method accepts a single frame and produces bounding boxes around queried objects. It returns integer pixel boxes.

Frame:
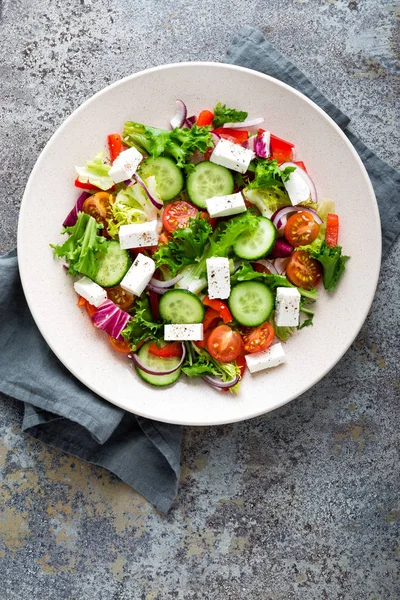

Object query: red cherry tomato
[108,336,132,354]
[206,325,243,363]
[106,285,134,311]
[82,192,115,236]
[162,201,198,233]
[284,211,320,247]
[242,322,275,354]
[286,250,322,290]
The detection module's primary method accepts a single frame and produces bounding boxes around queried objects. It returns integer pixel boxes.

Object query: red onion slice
[211,132,221,146]
[185,115,196,129]
[62,191,90,227]
[202,373,240,389]
[274,257,290,275]
[270,238,294,258]
[280,162,318,204]
[149,274,183,288]
[243,135,256,151]
[133,173,163,210]
[253,259,278,274]
[222,117,265,129]
[170,99,187,129]
[147,283,168,295]
[129,343,186,375]
[271,205,322,230]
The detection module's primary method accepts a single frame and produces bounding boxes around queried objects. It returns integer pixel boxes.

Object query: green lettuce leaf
[107,181,158,239]
[182,344,241,394]
[243,187,291,218]
[306,241,350,292]
[51,212,108,279]
[123,122,213,169]
[213,102,248,128]
[121,296,163,351]
[247,158,295,190]
[75,152,114,191]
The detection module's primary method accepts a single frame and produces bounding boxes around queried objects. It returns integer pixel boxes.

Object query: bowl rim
[17,61,382,425]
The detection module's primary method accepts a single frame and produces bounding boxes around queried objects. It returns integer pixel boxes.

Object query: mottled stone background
[1,1,399,598]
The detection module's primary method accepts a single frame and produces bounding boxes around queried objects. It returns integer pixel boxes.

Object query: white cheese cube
[118,220,159,250]
[164,324,204,341]
[206,257,231,299]
[205,192,246,218]
[245,343,286,373]
[120,253,155,296]
[275,287,301,327]
[109,146,143,183]
[74,276,107,308]
[210,138,255,174]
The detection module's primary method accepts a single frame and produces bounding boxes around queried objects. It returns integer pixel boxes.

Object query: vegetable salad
[51,100,349,392]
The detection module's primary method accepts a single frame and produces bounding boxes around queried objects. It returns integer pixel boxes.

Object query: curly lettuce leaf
[121,296,163,351]
[247,158,295,190]
[75,152,114,191]
[107,181,157,239]
[182,345,241,394]
[213,102,248,128]
[51,212,108,279]
[243,187,291,218]
[306,241,350,292]
[123,122,213,169]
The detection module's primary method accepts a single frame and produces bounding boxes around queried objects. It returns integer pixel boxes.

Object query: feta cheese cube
[109,146,143,183]
[245,343,286,373]
[206,257,230,299]
[118,220,159,250]
[275,287,301,327]
[74,276,107,308]
[164,324,204,341]
[205,192,246,218]
[120,253,155,296]
[210,138,255,174]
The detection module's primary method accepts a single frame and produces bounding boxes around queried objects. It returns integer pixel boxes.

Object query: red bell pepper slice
[108,133,123,162]
[202,296,233,323]
[74,177,100,191]
[258,131,294,163]
[148,342,183,358]
[196,110,214,127]
[213,128,249,144]
[325,213,339,247]
[293,160,307,172]
[202,307,221,330]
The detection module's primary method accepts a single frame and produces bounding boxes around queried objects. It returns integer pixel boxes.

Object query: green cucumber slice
[93,241,131,288]
[135,341,181,386]
[159,290,205,324]
[233,216,277,260]
[228,281,274,326]
[187,161,234,208]
[138,157,184,201]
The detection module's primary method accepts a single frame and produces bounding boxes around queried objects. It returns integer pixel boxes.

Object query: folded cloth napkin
[1,27,399,514]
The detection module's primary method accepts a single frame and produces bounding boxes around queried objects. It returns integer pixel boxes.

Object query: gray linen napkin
[1,27,399,514]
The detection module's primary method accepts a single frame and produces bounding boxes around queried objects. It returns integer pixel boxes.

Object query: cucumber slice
[138,157,184,201]
[233,216,277,260]
[187,161,234,208]
[135,341,181,386]
[93,241,131,288]
[159,290,205,324]
[228,281,274,326]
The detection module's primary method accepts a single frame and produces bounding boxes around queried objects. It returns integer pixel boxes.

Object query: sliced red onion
[271,205,322,230]
[147,283,168,295]
[280,162,318,204]
[274,257,290,275]
[243,135,256,152]
[202,373,240,389]
[211,132,220,146]
[63,191,90,227]
[185,115,196,129]
[133,173,163,210]
[270,238,293,258]
[253,259,278,274]
[149,274,183,288]
[92,300,131,340]
[170,99,187,129]
[222,117,265,129]
[124,178,132,186]
[254,130,270,159]
[129,343,186,375]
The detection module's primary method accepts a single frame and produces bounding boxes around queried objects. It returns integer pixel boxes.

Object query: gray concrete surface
[1,1,399,598]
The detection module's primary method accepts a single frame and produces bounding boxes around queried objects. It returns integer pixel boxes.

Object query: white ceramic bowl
[18,62,381,426]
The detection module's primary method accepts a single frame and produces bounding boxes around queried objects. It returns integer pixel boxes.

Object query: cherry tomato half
[82,192,115,235]
[162,201,198,233]
[206,325,243,363]
[107,285,134,311]
[108,335,132,354]
[243,322,275,354]
[286,250,322,290]
[284,211,320,247]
